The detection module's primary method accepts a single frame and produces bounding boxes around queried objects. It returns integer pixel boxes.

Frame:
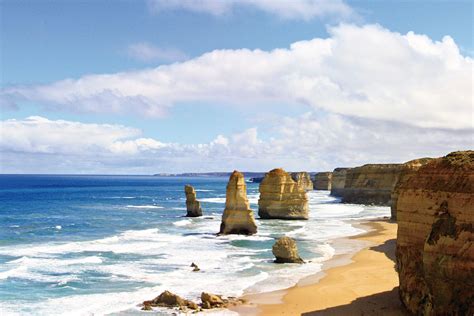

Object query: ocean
[0,175,390,315]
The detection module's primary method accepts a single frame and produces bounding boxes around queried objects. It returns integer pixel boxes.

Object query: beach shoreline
[230,218,405,316]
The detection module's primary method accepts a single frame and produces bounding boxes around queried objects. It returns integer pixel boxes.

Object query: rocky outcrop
[258,168,309,220]
[272,236,304,263]
[340,164,404,205]
[396,151,474,315]
[313,172,332,190]
[390,158,433,220]
[330,168,349,197]
[143,290,199,311]
[219,171,257,235]
[184,185,202,217]
[291,172,314,191]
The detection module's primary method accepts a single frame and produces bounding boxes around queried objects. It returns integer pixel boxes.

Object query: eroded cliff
[290,172,313,191]
[330,168,349,197]
[313,172,332,190]
[396,151,474,315]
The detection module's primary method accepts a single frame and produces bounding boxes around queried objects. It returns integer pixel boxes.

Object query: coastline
[231,218,405,316]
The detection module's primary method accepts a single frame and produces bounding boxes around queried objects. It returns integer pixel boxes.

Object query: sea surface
[0,175,390,315]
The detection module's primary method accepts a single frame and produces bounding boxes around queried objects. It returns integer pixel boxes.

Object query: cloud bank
[2,24,472,129]
[146,0,353,20]
[1,115,472,174]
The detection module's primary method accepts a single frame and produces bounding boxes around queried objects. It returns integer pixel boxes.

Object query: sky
[0,0,473,174]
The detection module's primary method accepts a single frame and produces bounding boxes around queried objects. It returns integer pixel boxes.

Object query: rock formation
[390,157,433,220]
[330,168,349,197]
[258,168,309,220]
[340,164,404,205]
[219,171,257,235]
[272,236,304,263]
[143,290,199,311]
[184,185,202,217]
[291,172,314,191]
[313,172,332,190]
[396,151,474,315]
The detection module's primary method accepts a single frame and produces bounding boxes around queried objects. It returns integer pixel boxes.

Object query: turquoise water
[0,175,390,315]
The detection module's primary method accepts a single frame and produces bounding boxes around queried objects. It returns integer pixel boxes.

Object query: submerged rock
[258,168,309,220]
[219,170,258,235]
[330,167,350,197]
[390,157,433,220]
[313,172,332,190]
[272,236,304,263]
[396,151,474,315]
[190,262,200,272]
[184,185,202,217]
[290,172,314,191]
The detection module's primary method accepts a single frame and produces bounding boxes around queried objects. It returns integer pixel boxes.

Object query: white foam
[199,197,226,203]
[173,219,192,227]
[126,205,163,209]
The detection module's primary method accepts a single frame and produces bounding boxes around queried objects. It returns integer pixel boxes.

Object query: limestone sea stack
[184,185,202,217]
[313,172,332,190]
[272,236,304,263]
[290,172,313,191]
[390,157,433,220]
[396,151,474,315]
[340,164,404,205]
[219,171,257,235]
[258,168,309,220]
[330,168,349,197]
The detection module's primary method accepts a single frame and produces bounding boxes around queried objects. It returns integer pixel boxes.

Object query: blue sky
[0,0,473,173]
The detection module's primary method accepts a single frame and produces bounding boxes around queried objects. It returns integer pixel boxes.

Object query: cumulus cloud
[1,115,472,174]
[2,24,472,129]
[146,0,353,20]
[127,42,188,62]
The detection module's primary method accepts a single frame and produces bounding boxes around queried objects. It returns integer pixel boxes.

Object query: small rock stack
[290,172,314,191]
[184,185,202,217]
[272,236,304,263]
[313,172,332,190]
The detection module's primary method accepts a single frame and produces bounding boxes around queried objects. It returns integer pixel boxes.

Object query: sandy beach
[233,219,406,316]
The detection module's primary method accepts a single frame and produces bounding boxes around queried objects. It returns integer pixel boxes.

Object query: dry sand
[232,219,407,316]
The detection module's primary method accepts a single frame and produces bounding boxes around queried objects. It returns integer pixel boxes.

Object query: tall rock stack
[396,151,474,315]
[219,171,258,235]
[330,168,349,197]
[184,185,202,217]
[258,168,309,220]
[313,172,332,190]
[390,157,433,220]
[341,164,404,205]
[290,172,313,191]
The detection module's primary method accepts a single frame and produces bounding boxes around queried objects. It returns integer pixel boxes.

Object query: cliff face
[184,185,202,217]
[291,172,314,191]
[219,171,258,235]
[340,164,404,205]
[258,168,309,220]
[396,151,474,315]
[330,168,349,197]
[313,172,332,190]
[390,158,433,220]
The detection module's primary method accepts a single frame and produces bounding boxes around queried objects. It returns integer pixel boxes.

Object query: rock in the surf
[144,290,199,310]
[258,168,309,220]
[219,170,258,235]
[291,172,314,191]
[184,185,202,217]
[272,236,304,263]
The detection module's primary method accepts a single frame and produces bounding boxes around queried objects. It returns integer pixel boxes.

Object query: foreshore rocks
[258,168,309,220]
[390,158,433,220]
[340,164,404,205]
[330,168,349,197]
[184,185,202,217]
[272,236,304,263]
[142,290,198,311]
[313,172,332,190]
[290,172,314,191]
[396,151,474,315]
[219,171,257,235]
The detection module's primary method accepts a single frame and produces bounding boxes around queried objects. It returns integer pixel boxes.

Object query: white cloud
[1,115,472,174]
[2,24,472,129]
[127,42,188,62]
[146,0,353,20]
